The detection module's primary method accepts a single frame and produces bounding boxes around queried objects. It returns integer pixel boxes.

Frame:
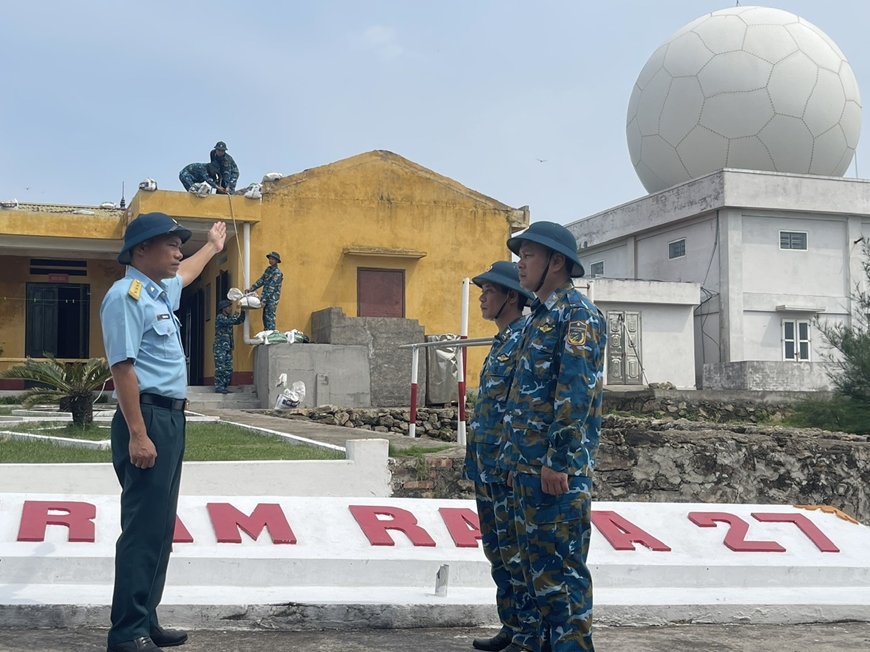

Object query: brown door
[358,268,405,317]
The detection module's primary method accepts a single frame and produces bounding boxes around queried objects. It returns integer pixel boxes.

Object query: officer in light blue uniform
[101,212,226,652]
[464,261,540,652]
[503,222,606,652]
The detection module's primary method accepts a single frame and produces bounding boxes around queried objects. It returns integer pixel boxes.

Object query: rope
[227,194,244,266]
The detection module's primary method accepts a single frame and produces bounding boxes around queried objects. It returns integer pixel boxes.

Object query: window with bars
[782,319,810,361]
[590,261,604,277]
[779,231,807,250]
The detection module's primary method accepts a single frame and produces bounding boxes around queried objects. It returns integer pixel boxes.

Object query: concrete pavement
[1,623,869,652]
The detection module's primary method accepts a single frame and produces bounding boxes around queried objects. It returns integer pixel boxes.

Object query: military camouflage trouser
[262,302,277,331]
[213,342,233,390]
[513,473,594,652]
[475,481,540,650]
[179,167,208,191]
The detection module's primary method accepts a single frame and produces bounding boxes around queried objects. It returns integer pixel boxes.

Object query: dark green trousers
[108,404,185,645]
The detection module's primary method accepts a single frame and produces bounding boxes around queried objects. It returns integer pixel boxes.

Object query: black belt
[140,393,187,411]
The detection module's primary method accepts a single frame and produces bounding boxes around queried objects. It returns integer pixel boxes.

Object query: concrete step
[188,398,261,410]
[186,385,260,410]
[187,385,257,394]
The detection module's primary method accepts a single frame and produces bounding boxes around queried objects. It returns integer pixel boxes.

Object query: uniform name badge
[567,320,588,346]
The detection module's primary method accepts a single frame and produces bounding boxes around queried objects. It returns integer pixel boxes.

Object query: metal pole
[409,345,419,438]
[242,222,259,345]
[455,340,466,447]
[457,278,470,447]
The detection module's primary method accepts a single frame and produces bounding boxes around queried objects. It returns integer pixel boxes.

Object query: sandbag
[274,381,306,410]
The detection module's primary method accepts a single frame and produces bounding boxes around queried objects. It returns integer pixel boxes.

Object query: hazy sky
[2,1,868,224]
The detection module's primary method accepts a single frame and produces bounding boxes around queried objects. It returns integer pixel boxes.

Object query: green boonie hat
[217,299,233,312]
[214,141,227,150]
[507,221,585,278]
[472,261,536,304]
[266,251,281,263]
[117,212,192,265]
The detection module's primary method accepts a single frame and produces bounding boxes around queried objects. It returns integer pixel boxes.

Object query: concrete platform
[3,497,869,628]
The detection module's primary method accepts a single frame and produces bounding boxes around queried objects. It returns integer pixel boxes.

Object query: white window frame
[590,261,604,278]
[779,230,808,251]
[782,319,811,361]
[668,238,686,260]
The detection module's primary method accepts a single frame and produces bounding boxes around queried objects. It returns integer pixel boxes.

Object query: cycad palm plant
[0,355,112,426]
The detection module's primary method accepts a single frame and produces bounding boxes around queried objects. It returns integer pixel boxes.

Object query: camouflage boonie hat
[214,141,228,150]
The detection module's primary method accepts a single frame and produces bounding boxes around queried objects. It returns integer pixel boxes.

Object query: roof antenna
[119,182,126,209]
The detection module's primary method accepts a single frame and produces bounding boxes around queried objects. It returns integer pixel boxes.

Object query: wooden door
[357,268,404,318]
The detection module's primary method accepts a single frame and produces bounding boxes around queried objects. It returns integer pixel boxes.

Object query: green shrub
[782,397,870,435]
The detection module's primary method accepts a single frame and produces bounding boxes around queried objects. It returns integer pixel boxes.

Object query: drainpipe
[242,222,259,345]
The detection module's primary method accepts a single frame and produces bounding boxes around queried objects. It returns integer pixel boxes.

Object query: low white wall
[0,438,391,498]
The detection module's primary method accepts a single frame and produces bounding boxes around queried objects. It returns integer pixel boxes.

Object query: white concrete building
[586,278,699,389]
[576,5,865,391]
[569,168,870,390]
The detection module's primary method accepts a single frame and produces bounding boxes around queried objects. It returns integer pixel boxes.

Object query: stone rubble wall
[281,406,460,441]
[596,415,870,523]
[282,396,870,524]
[601,388,813,423]
[388,415,870,523]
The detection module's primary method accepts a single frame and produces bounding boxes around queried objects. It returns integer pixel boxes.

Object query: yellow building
[0,150,528,394]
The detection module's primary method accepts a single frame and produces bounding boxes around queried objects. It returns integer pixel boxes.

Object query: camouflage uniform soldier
[503,222,606,652]
[179,162,223,193]
[213,299,245,394]
[464,262,539,652]
[210,141,239,194]
[247,251,283,331]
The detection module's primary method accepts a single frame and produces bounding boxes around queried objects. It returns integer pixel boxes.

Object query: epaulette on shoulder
[128,279,142,301]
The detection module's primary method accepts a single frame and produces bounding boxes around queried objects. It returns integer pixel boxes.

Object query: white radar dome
[626,6,862,194]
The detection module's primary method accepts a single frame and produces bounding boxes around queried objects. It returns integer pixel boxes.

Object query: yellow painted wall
[0,211,124,240]
[246,151,525,381]
[2,151,528,393]
[0,255,122,373]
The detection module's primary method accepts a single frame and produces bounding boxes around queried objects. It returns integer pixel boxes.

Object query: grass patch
[389,444,453,458]
[0,422,344,463]
[0,407,12,416]
[184,423,344,461]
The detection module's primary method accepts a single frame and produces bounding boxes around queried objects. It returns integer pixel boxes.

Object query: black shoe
[150,626,188,647]
[215,388,228,394]
[107,637,163,652]
[473,632,512,652]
